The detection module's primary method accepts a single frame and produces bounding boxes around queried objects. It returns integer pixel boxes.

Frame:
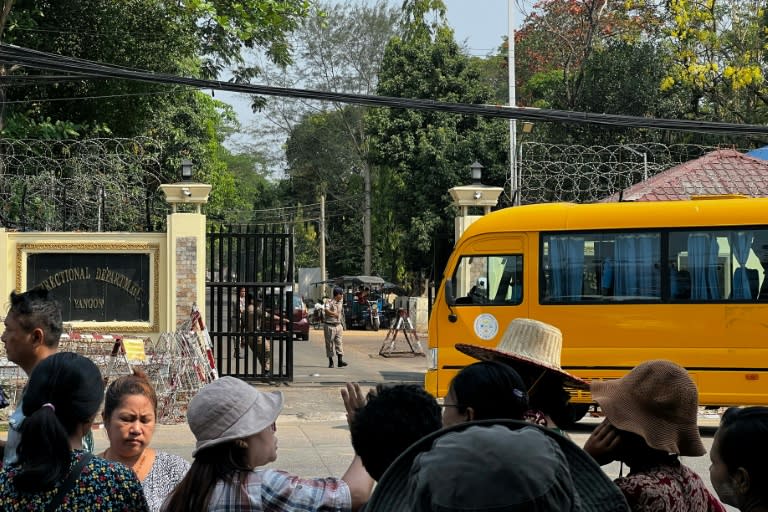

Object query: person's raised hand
[341,382,366,428]
[583,419,622,466]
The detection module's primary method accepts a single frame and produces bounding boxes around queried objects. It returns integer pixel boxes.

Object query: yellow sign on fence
[121,338,146,362]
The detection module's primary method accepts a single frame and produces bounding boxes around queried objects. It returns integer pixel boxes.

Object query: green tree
[366,0,509,291]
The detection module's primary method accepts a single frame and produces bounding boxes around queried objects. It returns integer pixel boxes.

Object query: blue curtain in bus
[549,237,585,299]
[730,231,753,299]
[688,233,721,300]
[614,234,660,297]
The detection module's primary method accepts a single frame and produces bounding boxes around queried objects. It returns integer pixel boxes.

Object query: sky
[219,0,524,150]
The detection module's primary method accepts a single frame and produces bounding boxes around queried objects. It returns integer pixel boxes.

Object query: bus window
[542,232,661,303]
[451,255,523,305]
[669,229,768,301]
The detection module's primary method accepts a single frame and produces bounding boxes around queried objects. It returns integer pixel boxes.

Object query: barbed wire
[0,137,165,231]
[517,142,730,204]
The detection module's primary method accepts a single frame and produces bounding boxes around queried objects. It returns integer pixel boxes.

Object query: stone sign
[27,253,151,322]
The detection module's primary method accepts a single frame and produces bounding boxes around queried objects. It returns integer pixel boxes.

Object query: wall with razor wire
[517,142,727,204]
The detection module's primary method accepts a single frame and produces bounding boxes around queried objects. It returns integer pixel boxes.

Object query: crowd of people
[1,287,766,511]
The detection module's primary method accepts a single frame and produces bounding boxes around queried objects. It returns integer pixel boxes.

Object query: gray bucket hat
[365,419,629,512]
[187,377,284,456]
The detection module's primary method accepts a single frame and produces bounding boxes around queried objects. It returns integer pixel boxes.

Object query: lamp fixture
[470,161,483,185]
[473,191,482,200]
[180,159,194,181]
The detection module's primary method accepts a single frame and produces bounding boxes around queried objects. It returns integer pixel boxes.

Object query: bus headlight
[428,348,438,370]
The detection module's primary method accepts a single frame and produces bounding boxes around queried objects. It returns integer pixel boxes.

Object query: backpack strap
[45,452,94,512]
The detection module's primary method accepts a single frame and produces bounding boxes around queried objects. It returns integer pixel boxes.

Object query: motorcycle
[367,300,380,331]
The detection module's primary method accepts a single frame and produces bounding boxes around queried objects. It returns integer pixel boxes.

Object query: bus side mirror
[445,280,456,306]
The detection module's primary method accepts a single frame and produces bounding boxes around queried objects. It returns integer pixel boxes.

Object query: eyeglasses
[270,422,277,432]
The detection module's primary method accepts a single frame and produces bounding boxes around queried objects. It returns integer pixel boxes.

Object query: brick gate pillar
[159,183,212,329]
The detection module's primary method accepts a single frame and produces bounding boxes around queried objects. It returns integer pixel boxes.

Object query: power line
[2,44,768,137]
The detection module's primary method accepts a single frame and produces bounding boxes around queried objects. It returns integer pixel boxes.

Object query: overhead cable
[1,43,767,137]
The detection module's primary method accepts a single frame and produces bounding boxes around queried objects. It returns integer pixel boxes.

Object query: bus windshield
[451,255,523,305]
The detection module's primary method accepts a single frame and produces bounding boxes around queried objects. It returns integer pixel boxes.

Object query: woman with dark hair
[161,377,373,511]
[0,352,148,510]
[100,369,189,512]
[441,361,528,428]
[710,406,768,511]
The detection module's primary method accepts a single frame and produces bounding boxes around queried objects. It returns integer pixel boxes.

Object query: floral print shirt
[615,461,726,512]
[0,450,149,511]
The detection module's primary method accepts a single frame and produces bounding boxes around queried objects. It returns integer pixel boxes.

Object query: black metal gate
[206,225,295,382]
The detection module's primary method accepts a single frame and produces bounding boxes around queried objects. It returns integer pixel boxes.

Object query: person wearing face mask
[161,378,373,512]
[709,406,768,512]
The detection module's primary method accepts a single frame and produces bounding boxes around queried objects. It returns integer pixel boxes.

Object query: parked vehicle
[331,275,386,330]
[261,289,309,341]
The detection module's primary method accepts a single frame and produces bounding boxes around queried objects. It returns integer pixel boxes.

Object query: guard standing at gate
[324,287,347,368]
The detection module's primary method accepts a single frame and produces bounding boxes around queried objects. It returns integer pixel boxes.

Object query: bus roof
[464,197,768,236]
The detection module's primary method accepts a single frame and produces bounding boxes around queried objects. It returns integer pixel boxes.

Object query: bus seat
[671,268,691,299]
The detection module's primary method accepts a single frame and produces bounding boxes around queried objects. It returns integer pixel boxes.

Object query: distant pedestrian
[324,286,347,368]
[583,360,725,512]
[709,406,768,511]
[349,383,442,481]
[161,377,373,511]
[0,352,149,510]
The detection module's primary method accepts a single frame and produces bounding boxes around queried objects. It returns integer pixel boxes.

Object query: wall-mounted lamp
[181,187,192,197]
[473,191,483,200]
[470,161,483,185]
[522,121,534,134]
[180,159,194,181]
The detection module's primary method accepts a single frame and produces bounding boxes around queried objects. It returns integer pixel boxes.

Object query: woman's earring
[235,439,248,449]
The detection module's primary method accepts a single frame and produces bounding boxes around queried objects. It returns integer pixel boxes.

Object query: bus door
[427,235,528,397]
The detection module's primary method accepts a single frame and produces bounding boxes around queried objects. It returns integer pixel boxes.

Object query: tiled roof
[611,149,768,201]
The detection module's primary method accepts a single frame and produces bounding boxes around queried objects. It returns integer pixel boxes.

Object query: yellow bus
[426,196,768,421]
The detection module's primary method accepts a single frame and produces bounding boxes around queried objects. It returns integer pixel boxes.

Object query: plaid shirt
[206,468,351,511]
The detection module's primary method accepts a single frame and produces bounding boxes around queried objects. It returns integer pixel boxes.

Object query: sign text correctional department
[27,253,150,322]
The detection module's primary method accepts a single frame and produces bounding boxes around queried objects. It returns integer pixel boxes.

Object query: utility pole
[319,192,327,297]
[363,164,371,275]
[508,0,518,205]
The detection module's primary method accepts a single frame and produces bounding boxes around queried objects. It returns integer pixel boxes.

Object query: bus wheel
[564,403,590,427]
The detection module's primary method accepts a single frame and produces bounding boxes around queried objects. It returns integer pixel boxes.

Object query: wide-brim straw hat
[590,359,705,456]
[365,419,629,512]
[456,317,588,389]
[187,377,284,456]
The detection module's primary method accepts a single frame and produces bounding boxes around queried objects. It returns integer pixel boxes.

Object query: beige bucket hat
[590,359,705,456]
[187,376,284,456]
[456,317,588,389]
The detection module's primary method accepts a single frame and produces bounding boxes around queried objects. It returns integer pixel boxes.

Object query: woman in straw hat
[584,360,726,512]
[162,378,373,511]
[455,317,588,435]
[709,406,768,511]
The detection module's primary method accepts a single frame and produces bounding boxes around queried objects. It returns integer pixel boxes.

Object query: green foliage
[367,4,508,289]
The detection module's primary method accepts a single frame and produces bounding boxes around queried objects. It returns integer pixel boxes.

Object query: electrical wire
[2,43,768,136]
